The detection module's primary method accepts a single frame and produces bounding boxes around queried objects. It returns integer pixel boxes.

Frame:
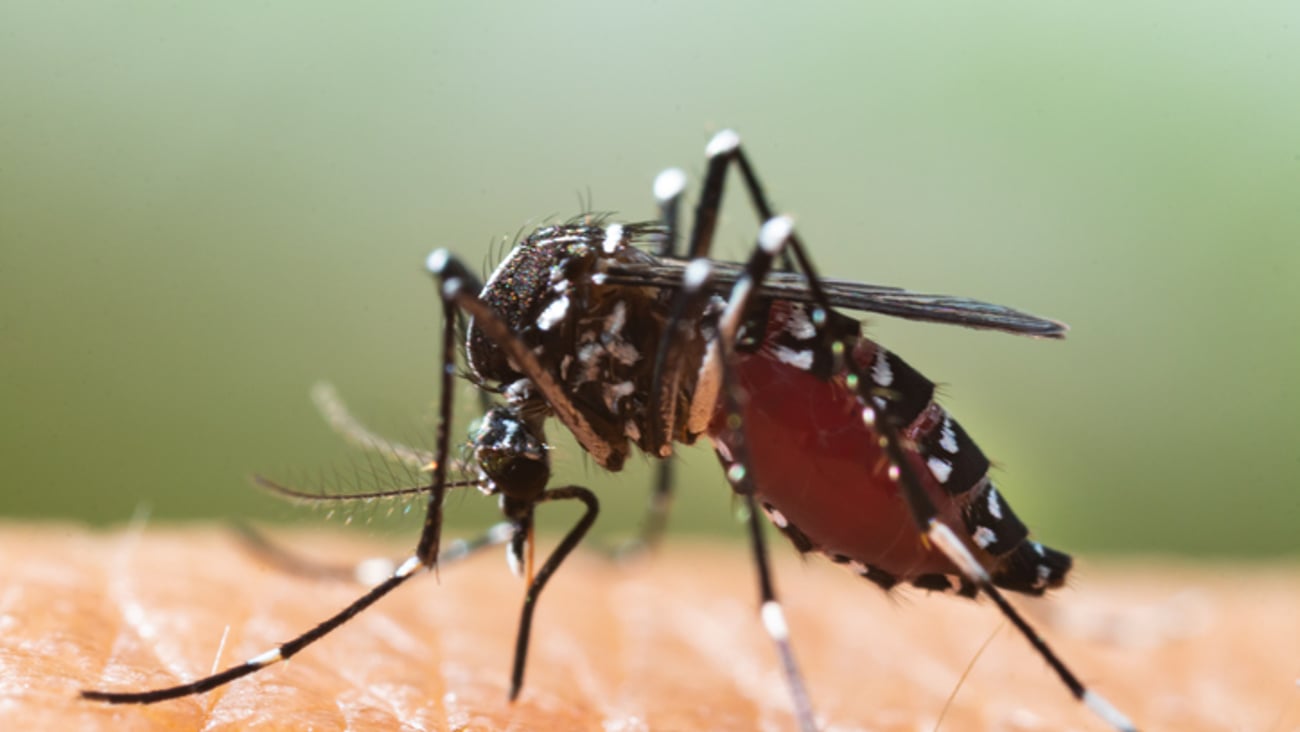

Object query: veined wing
[602,257,1067,339]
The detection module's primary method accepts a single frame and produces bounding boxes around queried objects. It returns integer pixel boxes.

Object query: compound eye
[466,320,523,384]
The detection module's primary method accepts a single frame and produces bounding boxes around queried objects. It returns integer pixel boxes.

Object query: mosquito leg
[455,310,495,414]
[81,552,428,704]
[507,485,599,700]
[654,167,687,258]
[232,521,513,584]
[410,271,467,568]
[685,130,744,259]
[683,129,795,273]
[686,129,795,259]
[738,493,815,732]
[702,218,817,732]
[83,257,478,704]
[687,130,1069,336]
[857,404,1136,731]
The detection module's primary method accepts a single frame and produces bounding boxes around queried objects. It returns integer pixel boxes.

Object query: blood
[708,304,967,581]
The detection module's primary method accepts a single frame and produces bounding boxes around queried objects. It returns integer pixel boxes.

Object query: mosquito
[83,130,1137,732]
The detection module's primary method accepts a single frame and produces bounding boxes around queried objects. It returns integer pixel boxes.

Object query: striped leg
[704,217,818,732]
[80,266,482,704]
[854,391,1135,731]
[81,555,430,704]
[428,254,610,702]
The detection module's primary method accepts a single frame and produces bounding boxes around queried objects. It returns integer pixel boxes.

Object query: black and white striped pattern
[962,479,1029,558]
[866,345,934,427]
[991,539,1072,596]
[916,408,989,497]
[862,343,1070,598]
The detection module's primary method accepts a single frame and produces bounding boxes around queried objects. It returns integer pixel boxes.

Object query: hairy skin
[2,525,1294,731]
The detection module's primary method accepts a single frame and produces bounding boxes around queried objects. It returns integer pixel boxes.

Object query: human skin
[1,526,1294,731]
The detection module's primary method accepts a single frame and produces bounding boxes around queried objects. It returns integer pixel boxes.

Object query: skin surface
[1,525,1296,731]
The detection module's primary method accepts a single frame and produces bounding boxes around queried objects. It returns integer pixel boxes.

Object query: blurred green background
[2,4,1297,556]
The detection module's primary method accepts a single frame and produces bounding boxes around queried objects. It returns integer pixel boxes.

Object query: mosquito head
[472,406,550,504]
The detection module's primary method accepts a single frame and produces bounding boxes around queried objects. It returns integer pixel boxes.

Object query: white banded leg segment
[245,648,284,669]
[83,546,427,703]
[952,527,1139,731]
[926,520,992,584]
[354,558,398,585]
[706,128,742,158]
[683,257,713,291]
[852,359,1138,729]
[1085,690,1139,732]
[394,555,424,578]
[758,215,795,253]
[424,248,451,275]
[762,602,816,732]
[654,167,687,203]
[760,600,790,642]
[362,527,510,584]
[653,167,688,258]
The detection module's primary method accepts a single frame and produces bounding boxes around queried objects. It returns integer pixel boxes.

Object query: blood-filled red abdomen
[707,339,964,581]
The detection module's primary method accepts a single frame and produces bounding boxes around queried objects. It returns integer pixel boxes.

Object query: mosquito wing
[603,258,1067,339]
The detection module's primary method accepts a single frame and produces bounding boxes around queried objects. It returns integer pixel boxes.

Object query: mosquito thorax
[468,222,668,382]
[466,221,703,470]
[468,228,574,384]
